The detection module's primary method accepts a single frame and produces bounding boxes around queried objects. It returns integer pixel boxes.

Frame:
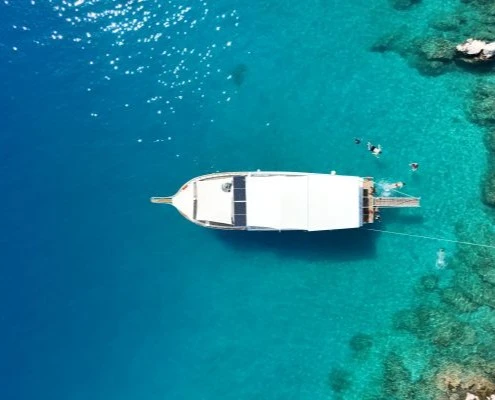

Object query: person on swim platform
[367,142,382,157]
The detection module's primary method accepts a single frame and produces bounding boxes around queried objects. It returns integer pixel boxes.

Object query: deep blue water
[1,0,493,399]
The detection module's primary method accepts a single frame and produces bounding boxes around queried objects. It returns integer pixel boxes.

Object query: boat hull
[151,171,372,231]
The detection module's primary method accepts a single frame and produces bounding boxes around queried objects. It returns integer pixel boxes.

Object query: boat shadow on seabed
[215,227,378,262]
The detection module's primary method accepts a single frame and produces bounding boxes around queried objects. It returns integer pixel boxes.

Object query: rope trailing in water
[364,227,495,250]
[368,188,495,249]
[390,189,416,198]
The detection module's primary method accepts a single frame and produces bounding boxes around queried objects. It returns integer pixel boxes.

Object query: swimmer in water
[409,162,419,172]
[436,248,447,269]
[367,142,382,157]
[354,137,362,144]
[388,181,405,190]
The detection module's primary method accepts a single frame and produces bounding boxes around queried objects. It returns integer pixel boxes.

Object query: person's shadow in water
[215,227,378,262]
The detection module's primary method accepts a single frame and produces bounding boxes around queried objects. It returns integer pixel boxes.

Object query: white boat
[150,171,420,231]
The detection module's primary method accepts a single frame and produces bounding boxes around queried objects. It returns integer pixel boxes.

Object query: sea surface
[1,0,494,399]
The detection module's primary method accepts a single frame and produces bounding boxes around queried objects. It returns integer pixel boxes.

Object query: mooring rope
[364,227,495,250]
[390,188,416,198]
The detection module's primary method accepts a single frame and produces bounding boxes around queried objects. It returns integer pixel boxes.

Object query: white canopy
[245,174,363,231]
[195,177,233,224]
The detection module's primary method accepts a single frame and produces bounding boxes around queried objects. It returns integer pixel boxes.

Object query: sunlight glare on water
[16,0,242,123]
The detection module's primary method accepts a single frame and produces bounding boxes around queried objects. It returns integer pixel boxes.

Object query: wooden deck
[374,197,421,208]
[362,178,376,223]
[362,178,421,224]
[150,196,173,204]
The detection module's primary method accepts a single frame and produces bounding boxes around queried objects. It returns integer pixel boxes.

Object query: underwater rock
[467,82,495,126]
[349,333,373,357]
[420,274,440,292]
[230,63,247,86]
[475,261,495,285]
[328,367,352,393]
[464,355,495,376]
[416,59,452,76]
[481,153,495,206]
[370,31,405,53]
[430,15,466,32]
[456,38,495,63]
[435,363,463,393]
[393,306,474,346]
[389,0,421,11]
[457,39,487,55]
[393,308,419,333]
[440,287,479,313]
[484,130,495,153]
[430,319,473,347]
[454,271,490,307]
[433,362,495,400]
[483,164,495,206]
[420,38,457,61]
[382,352,414,398]
[411,37,457,75]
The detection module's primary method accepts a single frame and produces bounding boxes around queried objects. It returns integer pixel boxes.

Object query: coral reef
[429,15,467,32]
[370,34,457,76]
[483,131,495,206]
[483,163,495,206]
[370,32,404,53]
[467,81,495,126]
[372,0,495,75]
[328,366,352,393]
[440,287,479,313]
[381,352,414,399]
[350,2,495,399]
[393,305,476,347]
[413,37,457,75]
[349,333,373,357]
[419,274,440,292]
[464,80,495,206]
[389,0,421,11]
[433,363,495,400]
[341,226,495,399]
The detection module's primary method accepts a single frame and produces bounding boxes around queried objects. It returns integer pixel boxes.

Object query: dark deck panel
[233,175,246,189]
[233,175,246,201]
[234,214,247,227]
[234,189,246,201]
[234,201,246,214]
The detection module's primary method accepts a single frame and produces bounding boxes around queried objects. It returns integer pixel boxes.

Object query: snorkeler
[409,162,419,172]
[354,137,362,144]
[388,181,405,190]
[367,142,382,157]
[436,248,447,269]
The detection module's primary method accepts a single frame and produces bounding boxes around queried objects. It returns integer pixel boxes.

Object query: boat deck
[374,197,420,208]
[361,178,421,224]
[153,172,421,231]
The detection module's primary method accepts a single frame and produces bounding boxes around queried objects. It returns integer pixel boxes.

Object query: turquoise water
[1,0,494,399]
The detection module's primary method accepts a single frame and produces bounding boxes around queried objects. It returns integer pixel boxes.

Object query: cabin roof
[245,174,363,231]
